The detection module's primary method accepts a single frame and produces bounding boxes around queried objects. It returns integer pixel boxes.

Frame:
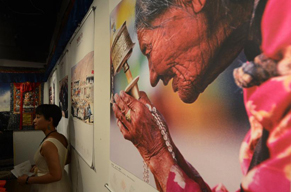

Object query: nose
[150,67,159,87]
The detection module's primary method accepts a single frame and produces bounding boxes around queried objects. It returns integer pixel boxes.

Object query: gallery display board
[56,52,70,139]
[69,10,95,167]
[109,0,250,192]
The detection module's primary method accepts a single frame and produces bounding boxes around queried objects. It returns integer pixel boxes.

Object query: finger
[113,103,132,129]
[114,92,130,113]
[233,68,243,88]
[112,103,123,120]
[114,93,133,125]
[254,55,260,64]
[119,92,139,123]
[138,91,152,106]
[119,91,134,109]
[117,119,131,140]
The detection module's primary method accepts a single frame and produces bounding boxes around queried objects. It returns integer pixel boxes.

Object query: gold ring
[125,109,131,122]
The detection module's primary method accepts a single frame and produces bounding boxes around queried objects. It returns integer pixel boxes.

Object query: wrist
[148,148,176,190]
[149,147,176,176]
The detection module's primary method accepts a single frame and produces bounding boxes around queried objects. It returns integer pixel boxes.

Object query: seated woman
[17,104,71,192]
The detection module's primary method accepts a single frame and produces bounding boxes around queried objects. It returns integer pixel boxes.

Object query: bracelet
[25,176,30,185]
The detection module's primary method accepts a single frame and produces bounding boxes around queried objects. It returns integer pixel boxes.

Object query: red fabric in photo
[261,0,291,60]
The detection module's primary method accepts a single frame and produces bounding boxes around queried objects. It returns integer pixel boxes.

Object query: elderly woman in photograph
[113,0,291,191]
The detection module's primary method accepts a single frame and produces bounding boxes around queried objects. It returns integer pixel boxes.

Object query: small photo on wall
[52,83,55,104]
[59,76,68,118]
[49,86,52,104]
[71,51,94,124]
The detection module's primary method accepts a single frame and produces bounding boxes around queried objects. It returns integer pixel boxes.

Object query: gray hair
[135,0,251,30]
[135,0,177,30]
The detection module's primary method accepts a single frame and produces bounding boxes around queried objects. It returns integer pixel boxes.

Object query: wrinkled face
[33,114,50,130]
[137,5,250,103]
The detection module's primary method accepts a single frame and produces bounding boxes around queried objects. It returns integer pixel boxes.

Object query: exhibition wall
[12,0,290,192]
[42,0,248,191]
[44,0,157,191]
[45,0,112,191]
[13,131,44,165]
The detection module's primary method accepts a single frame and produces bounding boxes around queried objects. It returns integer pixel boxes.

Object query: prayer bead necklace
[143,104,177,183]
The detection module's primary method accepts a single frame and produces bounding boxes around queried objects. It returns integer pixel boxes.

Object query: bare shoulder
[42,140,56,149]
[49,132,69,148]
[40,140,58,156]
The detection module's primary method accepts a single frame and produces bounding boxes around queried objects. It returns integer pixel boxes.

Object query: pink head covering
[261,0,291,60]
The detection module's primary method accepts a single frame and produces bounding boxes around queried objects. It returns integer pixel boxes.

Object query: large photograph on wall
[69,10,95,167]
[110,0,291,192]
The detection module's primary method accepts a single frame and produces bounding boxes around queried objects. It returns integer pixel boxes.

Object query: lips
[172,77,178,92]
[160,75,178,92]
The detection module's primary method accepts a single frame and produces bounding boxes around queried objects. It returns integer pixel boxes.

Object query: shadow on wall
[68,115,83,192]
[70,148,83,192]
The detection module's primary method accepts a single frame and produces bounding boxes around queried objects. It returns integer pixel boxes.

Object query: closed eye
[141,43,152,56]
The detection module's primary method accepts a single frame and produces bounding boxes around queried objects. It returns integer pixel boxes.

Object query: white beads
[148,105,177,162]
[143,104,177,184]
[143,161,149,183]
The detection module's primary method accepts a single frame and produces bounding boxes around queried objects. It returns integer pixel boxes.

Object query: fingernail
[120,90,125,97]
[117,120,121,127]
[114,93,118,100]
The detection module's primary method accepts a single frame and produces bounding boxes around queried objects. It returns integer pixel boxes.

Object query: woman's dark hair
[36,104,62,127]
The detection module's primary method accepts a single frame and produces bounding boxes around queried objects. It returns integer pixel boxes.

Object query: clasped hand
[112,91,170,164]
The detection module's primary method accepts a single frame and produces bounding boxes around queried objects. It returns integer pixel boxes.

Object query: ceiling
[0,0,67,69]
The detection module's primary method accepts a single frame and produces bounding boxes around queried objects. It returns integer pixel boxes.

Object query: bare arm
[28,141,62,184]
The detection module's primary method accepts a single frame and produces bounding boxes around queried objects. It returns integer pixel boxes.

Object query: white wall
[39,1,112,191]
[68,0,111,191]
[13,131,44,165]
